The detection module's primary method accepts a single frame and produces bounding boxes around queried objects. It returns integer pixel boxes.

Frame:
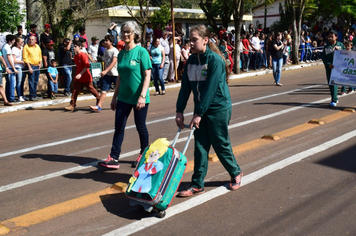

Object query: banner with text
[330,50,356,87]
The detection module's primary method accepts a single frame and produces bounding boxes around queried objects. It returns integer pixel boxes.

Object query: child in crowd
[311,41,322,61]
[283,42,291,65]
[341,40,355,95]
[47,59,58,99]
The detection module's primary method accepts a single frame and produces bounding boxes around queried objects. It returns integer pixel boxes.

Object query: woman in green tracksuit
[175,24,242,197]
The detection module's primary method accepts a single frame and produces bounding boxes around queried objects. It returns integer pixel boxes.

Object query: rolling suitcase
[125,125,195,217]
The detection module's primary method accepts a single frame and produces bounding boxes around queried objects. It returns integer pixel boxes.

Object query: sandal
[162,91,166,95]
[154,92,160,96]
[4,102,12,106]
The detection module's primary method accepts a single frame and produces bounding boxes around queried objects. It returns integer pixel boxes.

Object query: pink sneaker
[177,186,205,197]
[131,154,142,168]
[98,155,120,169]
[229,173,243,191]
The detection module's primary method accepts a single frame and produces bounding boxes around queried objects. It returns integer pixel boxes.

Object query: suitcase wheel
[157,210,166,218]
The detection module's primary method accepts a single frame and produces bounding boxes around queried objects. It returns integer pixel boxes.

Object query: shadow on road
[316,144,356,173]
[32,106,108,114]
[253,102,348,111]
[63,170,131,185]
[22,153,100,166]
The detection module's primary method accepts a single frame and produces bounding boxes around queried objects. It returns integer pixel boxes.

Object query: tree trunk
[26,0,43,30]
[288,0,305,65]
[233,0,243,74]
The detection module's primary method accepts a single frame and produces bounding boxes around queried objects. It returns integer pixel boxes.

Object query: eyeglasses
[123,31,133,36]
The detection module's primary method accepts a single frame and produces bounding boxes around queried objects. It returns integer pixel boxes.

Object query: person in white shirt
[90,35,119,112]
[168,37,181,83]
[12,37,27,101]
[250,31,263,70]
[0,29,6,49]
[146,22,154,43]
[88,36,99,62]
[160,31,170,81]
[1,35,19,102]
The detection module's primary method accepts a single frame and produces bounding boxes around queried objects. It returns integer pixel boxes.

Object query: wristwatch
[140,95,146,98]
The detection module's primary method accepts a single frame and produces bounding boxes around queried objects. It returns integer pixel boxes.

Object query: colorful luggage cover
[126,138,187,210]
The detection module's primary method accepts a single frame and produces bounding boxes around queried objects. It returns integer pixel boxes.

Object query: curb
[0,62,323,114]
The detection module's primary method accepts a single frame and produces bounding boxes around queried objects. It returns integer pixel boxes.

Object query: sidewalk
[0,61,323,114]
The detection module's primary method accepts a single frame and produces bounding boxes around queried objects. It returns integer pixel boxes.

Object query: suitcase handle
[171,125,195,155]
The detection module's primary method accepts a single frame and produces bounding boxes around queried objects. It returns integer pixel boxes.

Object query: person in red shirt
[64,40,100,111]
[241,34,251,71]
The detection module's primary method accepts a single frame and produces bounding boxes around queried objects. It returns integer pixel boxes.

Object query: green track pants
[191,108,242,189]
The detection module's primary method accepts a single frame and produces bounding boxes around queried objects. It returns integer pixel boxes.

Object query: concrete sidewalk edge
[0,62,323,114]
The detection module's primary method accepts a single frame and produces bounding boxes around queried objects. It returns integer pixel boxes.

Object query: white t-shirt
[103,47,119,76]
[160,38,170,55]
[88,44,99,61]
[81,47,88,53]
[251,36,261,51]
[12,46,24,68]
[146,28,153,35]
[0,33,5,50]
[181,47,190,61]
[1,44,14,68]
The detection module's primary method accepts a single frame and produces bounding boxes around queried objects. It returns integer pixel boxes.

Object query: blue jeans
[14,67,26,97]
[110,100,149,160]
[62,65,72,93]
[300,46,305,61]
[272,58,283,84]
[243,53,250,70]
[152,64,165,92]
[101,75,117,92]
[48,75,58,93]
[28,65,40,98]
[306,46,312,61]
[252,51,263,70]
[5,68,16,101]
[261,48,267,67]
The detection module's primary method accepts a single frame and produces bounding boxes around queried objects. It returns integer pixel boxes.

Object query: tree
[125,0,151,43]
[0,0,26,33]
[315,0,356,35]
[270,2,293,32]
[199,0,219,33]
[150,4,171,30]
[285,0,316,64]
[39,0,104,40]
[232,0,244,74]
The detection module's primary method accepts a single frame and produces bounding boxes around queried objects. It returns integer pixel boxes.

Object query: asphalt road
[0,64,355,236]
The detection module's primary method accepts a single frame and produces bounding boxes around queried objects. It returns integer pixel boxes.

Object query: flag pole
[171,0,178,82]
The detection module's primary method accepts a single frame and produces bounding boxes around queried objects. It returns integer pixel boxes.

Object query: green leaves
[0,0,25,33]
[150,4,171,29]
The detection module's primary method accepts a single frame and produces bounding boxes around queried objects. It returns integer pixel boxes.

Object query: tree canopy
[0,0,26,33]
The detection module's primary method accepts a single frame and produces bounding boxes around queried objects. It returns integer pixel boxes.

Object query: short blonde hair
[144,138,169,163]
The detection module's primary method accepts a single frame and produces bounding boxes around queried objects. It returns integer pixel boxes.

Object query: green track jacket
[322,41,345,69]
[176,46,231,117]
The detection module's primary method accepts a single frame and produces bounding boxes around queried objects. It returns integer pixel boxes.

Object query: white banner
[329,50,356,87]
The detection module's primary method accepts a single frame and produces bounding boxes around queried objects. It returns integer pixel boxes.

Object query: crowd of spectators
[1,20,356,107]
[0,21,192,107]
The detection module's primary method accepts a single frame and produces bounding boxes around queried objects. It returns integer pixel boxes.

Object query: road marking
[0,187,122,230]
[103,129,356,236]
[0,85,322,160]
[0,95,339,193]
[0,110,354,232]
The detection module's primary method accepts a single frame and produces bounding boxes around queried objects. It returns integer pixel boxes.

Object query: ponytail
[208,41,231,83]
